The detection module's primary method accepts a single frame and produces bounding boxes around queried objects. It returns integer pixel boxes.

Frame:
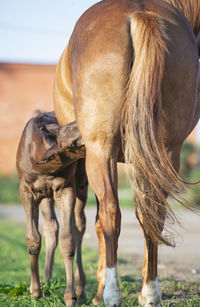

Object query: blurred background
[0,0,199,204]
[0,2,200,305]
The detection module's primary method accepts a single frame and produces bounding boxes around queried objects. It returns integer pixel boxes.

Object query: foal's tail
[121,11,183,246]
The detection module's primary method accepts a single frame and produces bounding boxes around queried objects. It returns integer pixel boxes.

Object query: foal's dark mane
[33,110,59,145]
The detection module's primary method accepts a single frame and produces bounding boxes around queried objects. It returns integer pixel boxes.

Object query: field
[0,219,200,306]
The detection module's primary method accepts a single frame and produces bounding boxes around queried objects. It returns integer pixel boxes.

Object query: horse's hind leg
[138,206,165,307]
[20,182,41,299]
[40,198,59,282]
[138,148,181,307]
[85,146,122,307]
[74,159,87,300]
[93,198,106,305]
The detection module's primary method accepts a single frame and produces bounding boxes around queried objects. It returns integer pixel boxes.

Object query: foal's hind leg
[40,198,59,282]
[20,182,41,299]
[54,176,76,307]
[85,147,122,307]
[74,159,87,300]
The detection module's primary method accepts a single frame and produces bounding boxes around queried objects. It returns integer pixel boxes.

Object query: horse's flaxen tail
[121,11,184,246]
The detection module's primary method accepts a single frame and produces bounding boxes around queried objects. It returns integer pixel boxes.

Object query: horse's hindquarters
[161,25,199,148]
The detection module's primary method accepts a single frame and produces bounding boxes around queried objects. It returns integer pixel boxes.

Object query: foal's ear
[45,124,60,136]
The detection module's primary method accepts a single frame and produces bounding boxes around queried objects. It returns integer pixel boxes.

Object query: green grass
[0,173,20,204]
[0,219,200,306]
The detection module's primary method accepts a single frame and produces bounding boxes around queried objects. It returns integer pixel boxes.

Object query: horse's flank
[166,0,200,36]
[54,46,74,126]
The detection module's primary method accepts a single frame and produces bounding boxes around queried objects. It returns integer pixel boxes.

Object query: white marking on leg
[103,267,122,307]
[140,278,161,307]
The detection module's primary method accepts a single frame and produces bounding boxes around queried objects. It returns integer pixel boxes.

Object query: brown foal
[16,111,87,306]
[53,0,200,306]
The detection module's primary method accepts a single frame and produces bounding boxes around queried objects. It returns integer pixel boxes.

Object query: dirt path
[0,204,200,282]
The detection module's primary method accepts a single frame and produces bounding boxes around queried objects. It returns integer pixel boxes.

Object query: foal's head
[36,120,85,165]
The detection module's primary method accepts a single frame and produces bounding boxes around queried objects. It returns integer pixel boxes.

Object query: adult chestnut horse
[54,0,200,306]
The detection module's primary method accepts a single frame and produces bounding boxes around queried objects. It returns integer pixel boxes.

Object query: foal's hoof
[92,294,103,305]
[76,288,86,301]
[76,285,86,298]
[30,288,41,299]
[64,291,77,307]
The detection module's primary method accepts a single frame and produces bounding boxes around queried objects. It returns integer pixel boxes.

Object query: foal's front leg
[55,182,76,307]
[20,182,41,299]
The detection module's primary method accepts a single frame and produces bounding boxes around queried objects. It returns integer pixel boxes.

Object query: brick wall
[0,63,56,174]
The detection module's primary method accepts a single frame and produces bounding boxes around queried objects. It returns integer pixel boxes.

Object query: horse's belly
[54,45,75,126]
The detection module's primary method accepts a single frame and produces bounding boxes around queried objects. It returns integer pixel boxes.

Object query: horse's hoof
[92,294,103,305]
[138,291,161,307]
[138,279,161,307]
